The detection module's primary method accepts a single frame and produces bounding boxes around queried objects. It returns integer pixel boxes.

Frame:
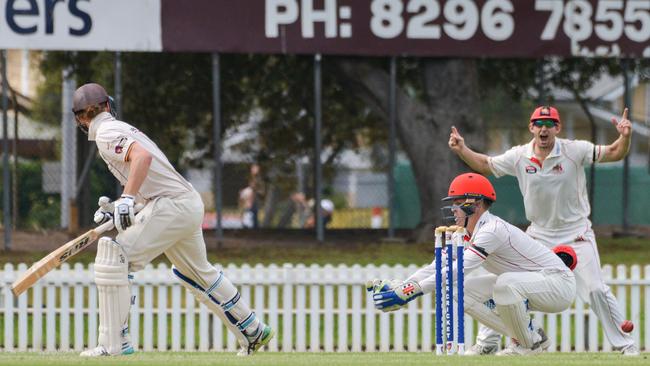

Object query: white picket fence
[1,263,649,353]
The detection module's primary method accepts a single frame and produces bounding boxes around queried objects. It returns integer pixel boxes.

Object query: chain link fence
[2,51,650,245]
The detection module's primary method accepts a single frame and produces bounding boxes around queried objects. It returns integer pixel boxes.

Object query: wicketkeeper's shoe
[79,341,135,357]
[236,324,275,356]
[462,343,498,356]
[621,344,640,356]
[496,328,548,356]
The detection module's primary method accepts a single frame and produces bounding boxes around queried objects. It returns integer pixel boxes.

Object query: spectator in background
[290,191,335,229]
[239,164,264,228]
[306,197,335,229]
[290,192,311,228]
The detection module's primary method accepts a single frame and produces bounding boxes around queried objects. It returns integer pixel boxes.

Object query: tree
[335,58,484,242]
[33,52,647,240]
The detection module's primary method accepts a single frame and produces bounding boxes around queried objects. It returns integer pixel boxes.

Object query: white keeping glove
[114,194,136,232]
[93,196,114,225]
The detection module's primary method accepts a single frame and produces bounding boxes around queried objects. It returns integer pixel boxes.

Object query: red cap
[530,106,561,124]
[443,173,496,202]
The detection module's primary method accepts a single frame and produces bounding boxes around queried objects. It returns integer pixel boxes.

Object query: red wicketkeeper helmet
[443,173,496,203]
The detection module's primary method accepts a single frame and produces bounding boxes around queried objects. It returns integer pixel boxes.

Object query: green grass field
[0,352,648,366]
[1,236,649,267]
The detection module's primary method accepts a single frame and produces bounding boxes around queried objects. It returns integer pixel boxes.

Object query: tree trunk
[336,58,485,242]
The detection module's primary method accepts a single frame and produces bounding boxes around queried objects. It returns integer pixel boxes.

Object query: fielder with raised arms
[370,173,577,355]
[449,106,638,356]
[72,83,273,357]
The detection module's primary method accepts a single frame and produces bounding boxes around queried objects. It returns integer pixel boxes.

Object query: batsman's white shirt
[87,113,223,292]
[488,138,604,234]
[89,112,193,200]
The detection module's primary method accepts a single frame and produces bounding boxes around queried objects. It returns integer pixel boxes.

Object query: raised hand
[611,108,632,137]
[449,126,466,153]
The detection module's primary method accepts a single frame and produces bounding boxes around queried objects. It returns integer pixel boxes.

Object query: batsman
[72,83,273,357]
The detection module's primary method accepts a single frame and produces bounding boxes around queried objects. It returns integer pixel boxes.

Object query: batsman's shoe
[462,343,498,356]
[237,324,275,356]
[79,342,135,357]
[621,344,640,356]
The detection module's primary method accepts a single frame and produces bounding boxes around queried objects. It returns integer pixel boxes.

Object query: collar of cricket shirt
[87,112,115,141]
[470,210,492,240]
[524,138,563,161]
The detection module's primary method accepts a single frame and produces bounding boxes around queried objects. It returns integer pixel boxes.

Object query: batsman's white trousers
[527,222,635,349]
[116,190,221,289]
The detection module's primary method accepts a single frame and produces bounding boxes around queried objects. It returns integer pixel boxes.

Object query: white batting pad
[95,237,131,355]
[172,266,262,345]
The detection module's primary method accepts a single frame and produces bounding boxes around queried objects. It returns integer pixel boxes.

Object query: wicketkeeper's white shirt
[88,112,193,200]
[487,138,604,233]
[409,211,568,293]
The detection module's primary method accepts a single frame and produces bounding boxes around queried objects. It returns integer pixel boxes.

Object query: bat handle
[95,219,115,233]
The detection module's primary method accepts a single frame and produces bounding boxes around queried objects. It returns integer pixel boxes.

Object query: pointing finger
[451,126,458,135]
[622,107,628,121]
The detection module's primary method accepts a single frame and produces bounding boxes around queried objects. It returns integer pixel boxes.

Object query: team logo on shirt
[114,137,128,154]
[525,165,537,174]
[551,163,564,174]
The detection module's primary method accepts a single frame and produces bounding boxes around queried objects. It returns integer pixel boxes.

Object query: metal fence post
[212,53,223,246]
[1,50,10,250]
[314,54,323,242]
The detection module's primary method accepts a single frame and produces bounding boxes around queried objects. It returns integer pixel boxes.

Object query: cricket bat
[11,220,114,296]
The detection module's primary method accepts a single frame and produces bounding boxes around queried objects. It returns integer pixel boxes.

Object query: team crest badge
[114,137,128,154]
[552,163,563,174]
[525,166,537,174]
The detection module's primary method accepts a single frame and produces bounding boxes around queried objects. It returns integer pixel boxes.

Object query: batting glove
[93,196,114,225]
[372,280,423,312]
[114,194,135,232]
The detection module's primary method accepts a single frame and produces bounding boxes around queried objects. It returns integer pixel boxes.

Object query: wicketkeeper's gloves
[366,279,423,312]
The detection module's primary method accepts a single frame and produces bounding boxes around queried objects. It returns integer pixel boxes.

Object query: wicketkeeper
[369,173,577,355]
[72,83,273,357]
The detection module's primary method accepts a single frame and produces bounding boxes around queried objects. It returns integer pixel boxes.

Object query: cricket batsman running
[72,83,273,357]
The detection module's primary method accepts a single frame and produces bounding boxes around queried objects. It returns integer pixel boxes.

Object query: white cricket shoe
[621,344,640,356]
[462,343,498,356]
[496,328,549,356]
[80,342,135,357]
[236,324,275,356]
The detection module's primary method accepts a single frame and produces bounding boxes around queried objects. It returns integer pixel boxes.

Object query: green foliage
[33,52,385,195]
[0,161,60,230]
